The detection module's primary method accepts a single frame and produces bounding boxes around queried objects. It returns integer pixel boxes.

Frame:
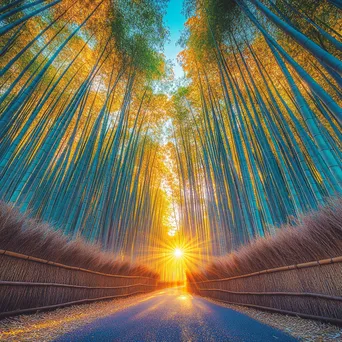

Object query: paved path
[55,288,297,342]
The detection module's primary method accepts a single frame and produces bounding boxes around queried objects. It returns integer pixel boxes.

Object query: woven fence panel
[0,253,157,316]
[188,261,342,323]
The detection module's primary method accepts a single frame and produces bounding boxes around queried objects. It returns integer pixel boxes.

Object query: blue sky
[163,0,186,79]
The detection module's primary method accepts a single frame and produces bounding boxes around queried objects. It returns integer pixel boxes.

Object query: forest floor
[0,289,341,341]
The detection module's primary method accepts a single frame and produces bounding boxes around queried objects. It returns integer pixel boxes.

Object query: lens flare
[143,234,210,282]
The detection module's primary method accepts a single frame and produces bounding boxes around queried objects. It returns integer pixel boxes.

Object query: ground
[0,288,341,341]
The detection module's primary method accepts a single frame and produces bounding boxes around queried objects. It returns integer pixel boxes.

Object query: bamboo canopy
[0,0,341,281]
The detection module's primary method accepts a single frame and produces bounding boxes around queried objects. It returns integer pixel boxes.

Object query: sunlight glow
[174,248,183,258]
[145,235,210,282]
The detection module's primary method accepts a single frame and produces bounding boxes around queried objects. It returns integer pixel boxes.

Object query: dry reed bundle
[0,201,158,278]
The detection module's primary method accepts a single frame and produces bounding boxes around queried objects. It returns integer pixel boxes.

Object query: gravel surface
[204,297,342,342]
[0,292,160,342]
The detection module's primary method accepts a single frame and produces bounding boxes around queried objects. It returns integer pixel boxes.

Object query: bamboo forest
[0,1,341,341]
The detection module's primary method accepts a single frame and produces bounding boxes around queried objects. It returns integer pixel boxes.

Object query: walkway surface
[55,288,297,342]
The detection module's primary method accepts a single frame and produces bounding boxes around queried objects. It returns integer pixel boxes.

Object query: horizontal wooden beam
[0,280,157,289]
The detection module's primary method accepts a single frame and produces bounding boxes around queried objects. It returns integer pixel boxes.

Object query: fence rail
[196,288,342,301]
[0,280,157,289]
[0,249,155,279]
[189,255,342,284]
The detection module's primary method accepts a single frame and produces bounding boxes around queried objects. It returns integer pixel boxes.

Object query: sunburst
[142,233,211,282]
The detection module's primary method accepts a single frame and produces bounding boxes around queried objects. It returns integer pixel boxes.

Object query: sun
[174,248,183,258]
[145,235,210,282]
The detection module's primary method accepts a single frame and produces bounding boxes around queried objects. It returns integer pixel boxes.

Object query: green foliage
[204,0,241,39]
[182,0,249,60]
[172,86,191,122]
[110,0,168,78]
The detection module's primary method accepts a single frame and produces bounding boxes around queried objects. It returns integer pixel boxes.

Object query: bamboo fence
[188,256,342,325]
[0,249,158,318]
